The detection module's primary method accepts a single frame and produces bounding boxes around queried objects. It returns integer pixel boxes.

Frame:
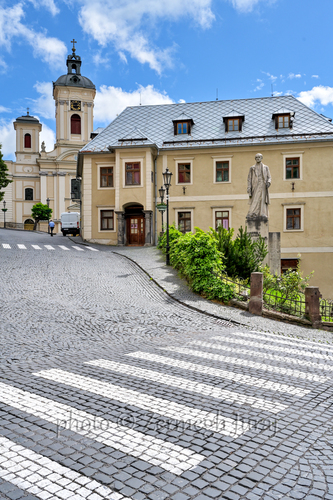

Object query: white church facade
[3,43,96,232]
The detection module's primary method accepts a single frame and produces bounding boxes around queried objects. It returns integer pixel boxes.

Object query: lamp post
[162,167,173,266]
[158,186,165,232]
[46,198,50,234]
[2,200,7,229]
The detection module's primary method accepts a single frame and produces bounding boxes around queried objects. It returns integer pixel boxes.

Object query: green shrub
[157,224,182,253]
[263,262,313,303]
[159,226,233,302]
[210,226,268,280]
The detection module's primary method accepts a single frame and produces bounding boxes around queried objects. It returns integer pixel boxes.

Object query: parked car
[61,212,80,236]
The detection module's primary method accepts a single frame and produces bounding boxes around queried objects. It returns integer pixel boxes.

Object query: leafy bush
[263,262,313,303]
[210,226,268,280]
[159,226,234,302]
[157,224,182,253]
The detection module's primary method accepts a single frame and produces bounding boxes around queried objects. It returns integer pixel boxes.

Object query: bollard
[249,272,263,316]
[305,286,322,328]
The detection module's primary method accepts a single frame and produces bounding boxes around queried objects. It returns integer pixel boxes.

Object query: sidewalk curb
[112,250,243,328]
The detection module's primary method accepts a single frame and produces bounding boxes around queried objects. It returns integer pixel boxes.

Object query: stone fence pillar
[249,272,263,316]
[305,287,322,328]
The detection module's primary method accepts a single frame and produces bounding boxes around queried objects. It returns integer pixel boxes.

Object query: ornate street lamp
[162,168,173,265]
[158,186,166,232]
[2,200,7,229]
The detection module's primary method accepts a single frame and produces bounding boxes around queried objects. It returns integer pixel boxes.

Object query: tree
[31,203,52,230]
[0,144,13,202]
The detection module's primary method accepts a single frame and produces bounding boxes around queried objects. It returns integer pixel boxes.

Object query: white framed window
[175,159,194,186]
[282,152,303,181]
[283,204,304,232]
[212,208,232,230]
[97,163,115,190]
[213,157,232,184]
[174,208,194,233]
[98,207,116,232]
[122,159,143,188]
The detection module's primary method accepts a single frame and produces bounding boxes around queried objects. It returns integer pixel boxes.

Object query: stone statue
[41,141,46,153]
[247,153,271,220]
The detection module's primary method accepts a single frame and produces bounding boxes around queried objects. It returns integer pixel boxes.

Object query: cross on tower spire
[71,39,77,54]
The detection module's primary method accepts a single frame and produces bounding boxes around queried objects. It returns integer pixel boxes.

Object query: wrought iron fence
[263,289,306,318]
[221,275,250,301]
[320,298,333,323]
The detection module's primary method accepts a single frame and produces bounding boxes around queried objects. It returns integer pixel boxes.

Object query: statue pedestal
[246,216,269,266]
[246,216,281,274]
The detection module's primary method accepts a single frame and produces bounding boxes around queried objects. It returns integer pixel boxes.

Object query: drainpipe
[154,148,159,246]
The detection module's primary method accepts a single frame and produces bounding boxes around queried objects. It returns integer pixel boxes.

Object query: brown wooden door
[127,216,145,245]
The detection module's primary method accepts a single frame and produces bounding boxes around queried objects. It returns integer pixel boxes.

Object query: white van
[60,212,80,236]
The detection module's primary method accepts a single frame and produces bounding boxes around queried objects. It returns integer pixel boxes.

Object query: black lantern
[162,168,173,266]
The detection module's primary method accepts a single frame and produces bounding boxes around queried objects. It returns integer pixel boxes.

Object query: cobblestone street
[1,229,333,500]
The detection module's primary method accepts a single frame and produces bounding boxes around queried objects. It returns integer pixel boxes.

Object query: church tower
[53,40,96,148]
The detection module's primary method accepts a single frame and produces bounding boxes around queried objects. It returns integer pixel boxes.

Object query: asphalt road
[0,228,333,500]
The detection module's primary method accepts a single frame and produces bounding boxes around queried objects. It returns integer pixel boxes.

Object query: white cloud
[0,4,66,69]
[77,0,215,73]
[27,0,59,15]
[288,73,301,79]
[32,82,54,119]
[229,0,275,12]
[298,86,333,108]
[262,71,277,82]
[93,52,110,66]
[178,99,186,103]
[0,119,16,160]
[39,122,56,152]
[0,105,11,113]
[94,84,175,124]
[254,82,264,91]
[312,75,319,78]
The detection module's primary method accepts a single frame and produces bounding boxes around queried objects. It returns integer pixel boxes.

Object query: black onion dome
[53,73,95,90]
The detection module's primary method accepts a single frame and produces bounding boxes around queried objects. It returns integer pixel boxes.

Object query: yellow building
[77,96,333,296]
[4,43,96,231]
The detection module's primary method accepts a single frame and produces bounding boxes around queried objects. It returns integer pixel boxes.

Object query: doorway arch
[124,204,145,246]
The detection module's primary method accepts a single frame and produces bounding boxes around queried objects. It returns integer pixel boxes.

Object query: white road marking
[17,244,26,249]
[72,246,84,251]
[34,369,250,437]
[58,245,70,251]
[126,352,310,397]
[0,436,127,500]
[159,347,329,383]
[31,245,42,250]
[241,330,333,353]
[86,359,287,413]
[86,247,99,251]
[211,335,333,360]
[2,244,11,249]
[188,340,333,372]
[0,381,204,474]
[44,245,55,250]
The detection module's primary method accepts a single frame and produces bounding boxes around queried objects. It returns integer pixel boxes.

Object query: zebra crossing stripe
[86,247,99,251]
[58,245,70,250]
[17,244,26,249]
[34,369,250,437]
[0,381,205,474]
[31,245,42,250]
[44,245,55,250]
[188,340,333,372]
[239,330,333,353]
[72,246,84,251]
[0,436,127,500]
[159,347,329,383]
[126,352,310,397]
[211,335,333,361]
[86,359,287,413]
[2,244,11,249]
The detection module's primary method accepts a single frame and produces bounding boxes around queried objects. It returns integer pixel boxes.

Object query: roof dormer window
[172,113,194,136]
[223,111,245,132]
[272,109,295,130]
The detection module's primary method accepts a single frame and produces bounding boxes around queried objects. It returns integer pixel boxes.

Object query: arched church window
[24,133,31,148]
[71,114,81,134]
[25,188,33,201]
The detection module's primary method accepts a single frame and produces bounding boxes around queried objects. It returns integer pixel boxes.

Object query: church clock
[70,100,81,111]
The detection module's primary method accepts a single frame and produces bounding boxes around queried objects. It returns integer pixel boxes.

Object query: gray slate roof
[81,95,333,153]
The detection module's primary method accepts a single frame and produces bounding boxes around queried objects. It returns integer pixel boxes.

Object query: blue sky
[1,0,333,160]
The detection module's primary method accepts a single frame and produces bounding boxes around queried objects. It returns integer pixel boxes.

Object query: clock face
[71,100,81,111]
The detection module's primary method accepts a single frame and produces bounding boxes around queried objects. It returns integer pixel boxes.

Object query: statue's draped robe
[247,163,271,218]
